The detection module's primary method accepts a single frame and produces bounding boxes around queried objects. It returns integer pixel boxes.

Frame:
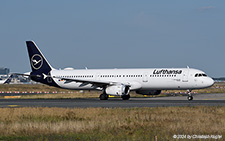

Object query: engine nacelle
[105,84,130,96]
[136,90,161,95]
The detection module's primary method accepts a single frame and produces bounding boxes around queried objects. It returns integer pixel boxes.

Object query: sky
[0,1,225,77]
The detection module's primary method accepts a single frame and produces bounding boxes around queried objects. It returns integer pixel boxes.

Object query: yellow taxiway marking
[7,105,19,107]
[4,96,21,99]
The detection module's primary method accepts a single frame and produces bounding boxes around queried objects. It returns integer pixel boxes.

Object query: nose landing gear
[187,90,193,101]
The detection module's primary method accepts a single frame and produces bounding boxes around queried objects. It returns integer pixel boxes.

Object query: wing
[13,73,41,78]
[53,76,131,88]
[13,73,132,88]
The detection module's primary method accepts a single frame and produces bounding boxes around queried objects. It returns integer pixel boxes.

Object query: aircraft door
[47,72,52,83]
[142,72,148,82]
[182,69,189,82]
[96,73,101,81]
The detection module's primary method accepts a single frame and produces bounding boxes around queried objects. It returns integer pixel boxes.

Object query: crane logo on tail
[31,54,43,70]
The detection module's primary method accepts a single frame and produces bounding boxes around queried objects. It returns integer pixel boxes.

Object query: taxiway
[0,93,225,108]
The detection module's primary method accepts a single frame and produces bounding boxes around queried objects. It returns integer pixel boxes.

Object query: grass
[0,84,101,99]
[0,106,224,140]
[0,84,73,92]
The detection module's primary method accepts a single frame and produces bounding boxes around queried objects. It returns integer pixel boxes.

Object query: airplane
[18,41,214,101]
[0,74,13,84]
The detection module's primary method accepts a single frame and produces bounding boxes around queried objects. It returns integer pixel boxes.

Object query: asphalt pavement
[0,93,225,108]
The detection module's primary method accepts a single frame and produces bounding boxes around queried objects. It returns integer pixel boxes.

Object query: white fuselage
[51,68,214,91]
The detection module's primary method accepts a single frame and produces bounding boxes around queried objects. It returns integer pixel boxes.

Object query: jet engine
[105,84,130,96]
[136,90,161,95]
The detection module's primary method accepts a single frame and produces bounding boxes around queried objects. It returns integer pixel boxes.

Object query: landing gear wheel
[99,94,108,100]
[187,89,193,101]
[122,95,130,100]
[187,96,193,101]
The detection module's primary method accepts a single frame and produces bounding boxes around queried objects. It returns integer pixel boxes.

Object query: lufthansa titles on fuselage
[153,69,182,75]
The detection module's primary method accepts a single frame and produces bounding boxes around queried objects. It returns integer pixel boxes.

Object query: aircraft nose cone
[207,78,214,87]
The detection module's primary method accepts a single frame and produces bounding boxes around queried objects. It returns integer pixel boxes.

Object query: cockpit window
[195,73,207,77]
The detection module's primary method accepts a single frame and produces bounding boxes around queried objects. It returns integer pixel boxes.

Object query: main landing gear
[99,93,130,100]
[187,90,193,101]
[121,94,130,100]
[99,93,108,100]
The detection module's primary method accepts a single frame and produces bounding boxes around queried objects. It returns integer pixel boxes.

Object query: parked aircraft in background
[0,75,13,84]
[18,41,214,101]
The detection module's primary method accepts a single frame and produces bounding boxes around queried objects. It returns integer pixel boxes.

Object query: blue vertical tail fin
[26,41,53,75]
[26,41,59,87]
